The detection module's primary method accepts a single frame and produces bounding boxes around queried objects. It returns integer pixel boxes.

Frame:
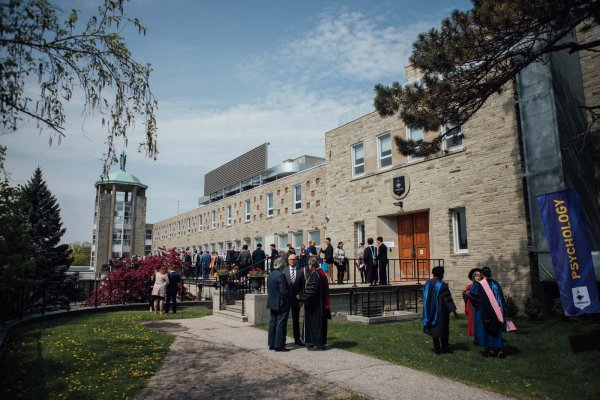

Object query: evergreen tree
[374,0,600,157]
[20,167,71,284]
[0,157,36,287]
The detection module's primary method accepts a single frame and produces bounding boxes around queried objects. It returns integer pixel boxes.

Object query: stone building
[91,153,149,273]
[151,26,600,307]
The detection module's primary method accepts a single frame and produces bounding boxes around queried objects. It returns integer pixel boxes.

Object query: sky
[1,0,472,243]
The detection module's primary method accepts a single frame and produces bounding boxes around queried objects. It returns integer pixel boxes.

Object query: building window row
[352,127,463,178]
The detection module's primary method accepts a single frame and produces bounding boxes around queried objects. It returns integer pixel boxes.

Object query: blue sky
[1,0,471,242]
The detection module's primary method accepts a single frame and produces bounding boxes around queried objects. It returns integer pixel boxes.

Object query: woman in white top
[334,242,346,284]
[151,264,169,314]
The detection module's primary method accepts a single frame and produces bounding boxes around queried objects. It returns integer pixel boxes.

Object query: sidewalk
[138,315,512,400]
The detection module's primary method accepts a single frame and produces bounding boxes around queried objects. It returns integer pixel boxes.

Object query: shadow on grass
[568,330,600,353]
[331,341,359,349]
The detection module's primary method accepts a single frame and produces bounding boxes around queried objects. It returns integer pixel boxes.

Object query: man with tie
[284,254,306,346]
[364,237,378,286]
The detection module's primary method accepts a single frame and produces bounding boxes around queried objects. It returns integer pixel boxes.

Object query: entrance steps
[214,300,248,323]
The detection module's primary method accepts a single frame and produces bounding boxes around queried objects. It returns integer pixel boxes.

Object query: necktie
[371,246,376,261]
[291,267,296,284]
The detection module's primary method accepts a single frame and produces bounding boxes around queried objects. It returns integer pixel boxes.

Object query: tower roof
[95,151,147,189]
[95,170,147,189]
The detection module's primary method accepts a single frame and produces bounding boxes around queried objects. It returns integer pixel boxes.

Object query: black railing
[0,277,202,324]
[348,285,422,316]
[218,259,269,315]
[320,257,444,286]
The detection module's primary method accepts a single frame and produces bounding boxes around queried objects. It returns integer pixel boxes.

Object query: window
[278,234,288,251]
[406,126,424,161]
[452,208,468,253]
[245,200,251,222]
[442,124,463,151]
[308,230,320,249]
[211,210,216,229]
[352,143,365,177]
[293,184,301,211]
[217,242,223,254]
[187,218,191,234]
[244,238,251,248]
[235,240,241,251]
[176,221,181,236]
[254,237,262,247]
[266,193,274,217]
[226,205,232,225]
[198,215,203,231]
[168,224,172,238]
[292,232,303,253]
[377,132,392,169]
[355,222,365,246]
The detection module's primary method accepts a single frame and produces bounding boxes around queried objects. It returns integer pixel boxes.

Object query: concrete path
[138,315,512,400]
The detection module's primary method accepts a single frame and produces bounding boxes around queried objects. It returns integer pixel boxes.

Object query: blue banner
[536,190,600,316]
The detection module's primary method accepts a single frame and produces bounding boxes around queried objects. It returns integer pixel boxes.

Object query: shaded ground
[137,322,353,400]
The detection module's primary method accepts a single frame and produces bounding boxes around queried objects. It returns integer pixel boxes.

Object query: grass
[0,307,211,399]
[260,315,600,399]
[328,316,600,400]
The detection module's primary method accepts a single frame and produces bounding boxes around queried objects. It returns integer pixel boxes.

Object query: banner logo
[572,286,591,310]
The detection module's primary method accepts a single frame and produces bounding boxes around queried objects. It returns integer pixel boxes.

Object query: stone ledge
[346,310,420,324]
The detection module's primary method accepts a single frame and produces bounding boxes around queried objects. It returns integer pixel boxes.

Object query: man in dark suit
[267,258,290,352]
[252,243,266,270]
[364,237,378,286]
[377,236,388,285]
[284,254,306,346]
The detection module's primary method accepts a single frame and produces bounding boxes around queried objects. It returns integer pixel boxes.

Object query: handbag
[504,318,517,332]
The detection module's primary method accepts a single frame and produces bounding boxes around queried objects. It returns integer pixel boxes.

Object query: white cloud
[238,11,430,84]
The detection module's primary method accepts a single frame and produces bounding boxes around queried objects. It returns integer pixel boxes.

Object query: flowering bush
[247,268,267,278]
[85,248,196,306]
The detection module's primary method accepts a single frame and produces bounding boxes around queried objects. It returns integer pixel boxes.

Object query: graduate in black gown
[422,266,457,354]
[299,258,331,350]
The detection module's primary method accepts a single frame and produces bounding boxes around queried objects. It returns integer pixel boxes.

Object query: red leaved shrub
[85,248,196,306]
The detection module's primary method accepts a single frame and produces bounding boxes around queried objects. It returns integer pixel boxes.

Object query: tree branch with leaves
[374,0,600,157]
[0,0,158,176]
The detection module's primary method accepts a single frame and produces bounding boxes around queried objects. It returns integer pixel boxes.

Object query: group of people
[355,237,389,286]
[422,266,510,357]
[267,254,331,351]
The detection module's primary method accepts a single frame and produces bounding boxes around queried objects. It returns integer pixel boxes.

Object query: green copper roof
[95,170,147,189]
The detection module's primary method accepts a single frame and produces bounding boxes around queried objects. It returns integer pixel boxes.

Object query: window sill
[293,209,302,214]
[451,251,469,256]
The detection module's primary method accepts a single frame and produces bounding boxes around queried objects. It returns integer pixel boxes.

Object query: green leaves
[1,0,158,177]
[373,0,600,156]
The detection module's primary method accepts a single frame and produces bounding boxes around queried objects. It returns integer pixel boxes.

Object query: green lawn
[259,315,600,399]
[326,316,600,400]
[0,307,211,400]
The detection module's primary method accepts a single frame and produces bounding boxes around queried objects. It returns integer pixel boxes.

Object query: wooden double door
[398,212,430,280]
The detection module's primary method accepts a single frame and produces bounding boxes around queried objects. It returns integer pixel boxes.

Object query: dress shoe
[269,346,274,350]
[274,347,289,352]
[314,346,325,351]
[294,340,305,346]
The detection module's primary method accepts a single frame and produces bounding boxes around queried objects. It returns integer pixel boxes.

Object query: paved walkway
[137,315,512,400]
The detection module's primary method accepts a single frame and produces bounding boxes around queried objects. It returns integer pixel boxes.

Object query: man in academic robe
[363,237,378,286]
[422,266,457,354]
[266,258,290,352]
[299,258,331,350]
[284,254,306,346]
[376,236,388,285]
